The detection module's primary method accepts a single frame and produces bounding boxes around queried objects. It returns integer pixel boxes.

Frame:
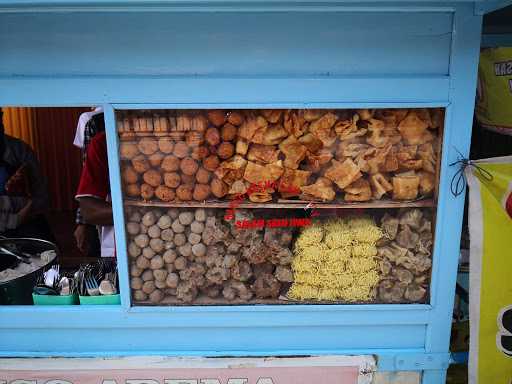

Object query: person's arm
[79,197,113,226]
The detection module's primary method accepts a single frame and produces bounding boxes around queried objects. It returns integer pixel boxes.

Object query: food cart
[1,1,511,383]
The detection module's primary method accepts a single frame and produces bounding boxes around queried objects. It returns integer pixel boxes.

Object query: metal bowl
[0,238,59,305]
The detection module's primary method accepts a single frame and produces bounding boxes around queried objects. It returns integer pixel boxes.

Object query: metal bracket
[394,353,451,371]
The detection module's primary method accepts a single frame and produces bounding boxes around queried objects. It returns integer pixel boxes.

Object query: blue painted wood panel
[0,11,452,77]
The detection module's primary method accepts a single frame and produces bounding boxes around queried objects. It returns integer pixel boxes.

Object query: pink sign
[0,356,375,384]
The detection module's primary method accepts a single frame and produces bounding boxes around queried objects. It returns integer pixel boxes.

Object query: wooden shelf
[123,198,436,210]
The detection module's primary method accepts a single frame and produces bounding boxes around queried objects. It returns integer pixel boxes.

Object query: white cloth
[73,107,103,149]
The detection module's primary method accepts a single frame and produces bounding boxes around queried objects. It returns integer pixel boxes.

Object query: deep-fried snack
[398,112,430,145]
[261,110,283,124]
[173,141,190,158]
[180,157,199,176]
[120,142,139,159]
[305,149,333,173]
[203,155,220,172]
[176,184,193,201]
[235,139,249,155]
[248,191,273,203]
[158,138,174,154]
[207,110,226,127]
[161,155,180,172]
[303,109,324,122]
[164,172,181,188]
[181,174,196,184]
[279,136,307,169]
[238,115,267,141]
[137,137,158,155]
[221,123,238,141]
[195,167,211,184]
[418,142,436,173]
[247,144,280,164]
[366,145,392,174]
[131,155,151,174]
[278,168,311,198]
[369,173,393,199]
[227,111,244,126]
[148,152,164,167]
[141,183,155,201]
[191,145,209,160]
[324,158,362,189]
[125,183,141,197]
[309,112,337,147]
[228,180,248,196]
[335,114,367,141]
[122,166,138,184]
[176,113,193,131]
[243,160,284,185]
[205,127,221,146]
[392,173,420,200]
[366,119,390,148]
[215,155,247,184]
[252,124,287,145]
[143,169,162,188]
[298,133,323,153]
[191,115,208,132]
[211,177,229,198]
[155,185,175,202]
[217,142,235,160]
[193,184,211,201]
[418,171,435,196]
[185,131,204,147]
[300,177,336,201]
[344,179,372,201]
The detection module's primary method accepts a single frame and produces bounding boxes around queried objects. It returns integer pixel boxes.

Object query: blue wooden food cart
[0,1,511,383]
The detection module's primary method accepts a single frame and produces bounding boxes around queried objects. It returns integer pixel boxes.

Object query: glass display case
[116,108,443,306]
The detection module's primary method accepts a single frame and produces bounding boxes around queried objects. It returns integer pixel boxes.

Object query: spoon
[0,245,30,264]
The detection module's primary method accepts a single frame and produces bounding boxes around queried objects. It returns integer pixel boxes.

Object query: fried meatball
[155,185,175,202]
[161,155,180,172]
[122,166,138,184]
[191,146,209,161]
[158,138,174,154]
[148,152,164,167]
[120,142,139,159]
[227,111,244,126]
[164,172,181,188]
[193,184,211,201]
[217,142,235,160]
[125,183,141,197]
[173,141,189,158]
[221,123,238,141]
[203,155,220,172]
[205,127,221,146]
[140,183,155,200]
[143,169,162,187]
[137,137,158,155]
[195,167,211,184]
[180,157,199,176]
[211,178,228,198]
[176,184,194,201]
[185,131,204,147]
[131,155,150,174]
[207,110,226,127]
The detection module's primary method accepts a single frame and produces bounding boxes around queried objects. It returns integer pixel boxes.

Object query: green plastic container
[79,294,120,305]
[32,293,78,305]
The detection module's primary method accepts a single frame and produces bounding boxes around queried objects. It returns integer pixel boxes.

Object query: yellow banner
[466,157,512,384]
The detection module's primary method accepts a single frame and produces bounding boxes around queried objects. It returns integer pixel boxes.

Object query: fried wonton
[238,115,268,141]
[228,179,249,196]
[305,149,334,173]
[418,171,436,196]
[344,179,372,202]
[366,145,392,174]
[324,158,362,189]
[304,109,325,122]
[370,173,393,199]
[283,110,308,138]
[336,140,370,158]
[252,124,288,145]
[243,160,284,185]
[249,191,273,203]
[278,168,312,198]
[298,133,323,153]
[356,109,374,121]
[335,114,367,141]
[392,173,420,200]
[247,144,280,164]
[279,136,308,169]
[418,142,436,173]
[300,177,336,201]
[398,112,430,145]
[366,119,390,148]
[214,155,248,185]
[261,110,283,124]
[309,112,337,147]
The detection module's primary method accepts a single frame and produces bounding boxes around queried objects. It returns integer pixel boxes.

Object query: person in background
[73,109,103,255]
[75,129,115,258]
[0,109,54,241]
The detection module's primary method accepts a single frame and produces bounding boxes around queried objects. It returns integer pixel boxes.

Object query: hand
[74,224,90,254]
[6,164,30,197]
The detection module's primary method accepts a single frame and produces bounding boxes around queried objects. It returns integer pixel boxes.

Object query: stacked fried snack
[376,209,432,303]
[119,108,442,203]
[126,206,295,304]
[288,216,383,302]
